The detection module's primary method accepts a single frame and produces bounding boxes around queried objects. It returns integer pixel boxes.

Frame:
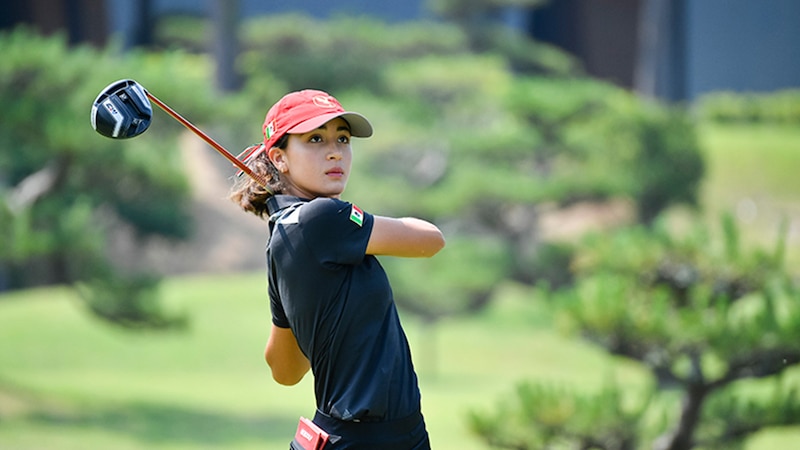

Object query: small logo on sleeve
[349,204,364,227]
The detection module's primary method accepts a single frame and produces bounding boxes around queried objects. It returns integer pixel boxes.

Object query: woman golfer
[230,89,445,449]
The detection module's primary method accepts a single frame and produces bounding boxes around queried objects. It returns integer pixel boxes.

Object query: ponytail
[229,136,288,218]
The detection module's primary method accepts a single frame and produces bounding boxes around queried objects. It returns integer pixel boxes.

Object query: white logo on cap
[312,95,337,109]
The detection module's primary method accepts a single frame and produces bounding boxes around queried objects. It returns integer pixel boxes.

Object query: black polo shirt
[266,195,422,422]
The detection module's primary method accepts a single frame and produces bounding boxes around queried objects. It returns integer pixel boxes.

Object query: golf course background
[1,122,799,449]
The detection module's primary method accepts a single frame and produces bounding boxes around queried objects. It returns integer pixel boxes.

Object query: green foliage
[700,384,800,449]
[0,27,218,327]
[76,272,187,330]
[1,13,707,331]
[530,80,705,222]
[554,215,799,448]
[502,77,637,201]
[388,73,701,290]
[239,14,469,95]
[568,213,799,362]
[424,0,576,75]
[696,90,800,124]
[625,108,705,223]
[470,380,651,449]
[524,241,575,289]
[473,213,800,449]
[385,235,512,321]
[152,13,209,52]
[482,25,580,75]
[0,26,225,236]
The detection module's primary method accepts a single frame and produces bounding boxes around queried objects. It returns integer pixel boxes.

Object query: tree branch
[6,161,64,214]
[712,349,800,390]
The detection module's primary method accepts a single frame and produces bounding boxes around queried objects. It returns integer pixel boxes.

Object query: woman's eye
[309,135,323,143]
[338,135,350,144]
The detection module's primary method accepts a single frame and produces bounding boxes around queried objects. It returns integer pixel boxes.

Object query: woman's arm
[366,216,445,258]
[264,324,310,386]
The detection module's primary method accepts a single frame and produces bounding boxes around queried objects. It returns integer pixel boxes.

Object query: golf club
[90,79,267,187]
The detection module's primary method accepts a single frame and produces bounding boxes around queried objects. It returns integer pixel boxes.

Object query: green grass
[0,275,642,449]
[701,123,800,203]
[2,274,799,449]
[698,122,800,264]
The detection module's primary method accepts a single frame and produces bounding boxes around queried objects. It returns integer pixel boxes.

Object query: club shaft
[144,91,267,187]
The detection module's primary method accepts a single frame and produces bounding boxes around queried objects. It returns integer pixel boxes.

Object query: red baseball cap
[238,90,373,165]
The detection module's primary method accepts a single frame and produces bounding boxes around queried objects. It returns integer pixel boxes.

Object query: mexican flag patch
[349,204,364,227]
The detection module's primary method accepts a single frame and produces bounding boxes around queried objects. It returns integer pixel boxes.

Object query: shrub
[695,90,800,124]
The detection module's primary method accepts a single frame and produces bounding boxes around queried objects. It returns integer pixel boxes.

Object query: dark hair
[229,135,289,218]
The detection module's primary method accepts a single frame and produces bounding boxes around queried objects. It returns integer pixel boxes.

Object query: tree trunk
[653,383,707,450]
[210,0,241,92]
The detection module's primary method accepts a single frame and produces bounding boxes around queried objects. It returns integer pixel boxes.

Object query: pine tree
[471,214,800,449]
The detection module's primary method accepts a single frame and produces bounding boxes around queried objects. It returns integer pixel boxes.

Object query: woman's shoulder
[298,198,370,240]
[300,197,353,222]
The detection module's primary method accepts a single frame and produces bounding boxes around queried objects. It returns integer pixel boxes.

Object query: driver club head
[90,79,152,139]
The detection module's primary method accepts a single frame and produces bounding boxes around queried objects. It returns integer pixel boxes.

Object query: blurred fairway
[0,274,642,449]
[699,123,800,264]
[1,274,799,449]
[2,122,800,449]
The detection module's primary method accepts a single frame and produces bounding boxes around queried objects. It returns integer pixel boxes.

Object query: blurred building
[0,0,109,46]
[1,0,798,101]
[528,0,800,101]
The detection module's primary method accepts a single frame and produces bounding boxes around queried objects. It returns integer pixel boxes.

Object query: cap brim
[287,112,373,138]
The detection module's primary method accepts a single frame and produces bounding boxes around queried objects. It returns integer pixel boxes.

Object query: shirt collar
[266,195,309,218]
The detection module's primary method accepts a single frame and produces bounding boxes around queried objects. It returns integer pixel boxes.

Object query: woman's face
[269,117,353,199]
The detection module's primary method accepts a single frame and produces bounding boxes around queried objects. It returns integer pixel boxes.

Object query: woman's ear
[268,146,288,173]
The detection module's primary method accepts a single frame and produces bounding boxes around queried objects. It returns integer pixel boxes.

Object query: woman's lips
[326,167,344,177]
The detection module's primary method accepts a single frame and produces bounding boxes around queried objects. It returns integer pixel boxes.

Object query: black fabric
[311,410,430,450]
[266,195,424,425]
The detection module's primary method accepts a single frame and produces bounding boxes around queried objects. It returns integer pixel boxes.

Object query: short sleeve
[268,263,291,328]
[300,198,374,267]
